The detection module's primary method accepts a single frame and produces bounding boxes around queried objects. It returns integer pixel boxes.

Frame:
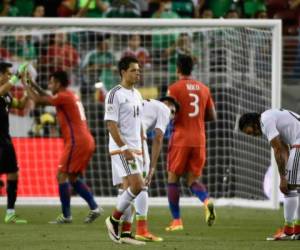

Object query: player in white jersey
[104,56,145,245]
[239,109,300,241]
[113,97,180,242]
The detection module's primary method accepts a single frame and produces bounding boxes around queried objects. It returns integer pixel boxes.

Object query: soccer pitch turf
[0,206,299,250]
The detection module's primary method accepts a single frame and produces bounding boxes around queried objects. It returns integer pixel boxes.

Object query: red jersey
[168,77,215,147]
[48,90,93,145]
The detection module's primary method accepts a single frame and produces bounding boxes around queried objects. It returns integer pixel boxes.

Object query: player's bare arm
[145,128,164,186]
[270,135,289,194]
[106,120,135,161]
[205,107,217,122]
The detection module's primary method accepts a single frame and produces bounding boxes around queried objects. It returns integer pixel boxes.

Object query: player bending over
[239,110,300,240]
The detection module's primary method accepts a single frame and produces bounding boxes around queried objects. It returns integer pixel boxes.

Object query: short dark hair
[177,54,193,75]
[159,96,180,113]
[238,113,261,131]
[50,71,69,87]
[0,62,12,74]
[118,56,139,76]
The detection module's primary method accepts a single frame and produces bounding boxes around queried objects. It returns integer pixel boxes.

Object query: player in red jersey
[165,55,217,231]
[23,70,101,224]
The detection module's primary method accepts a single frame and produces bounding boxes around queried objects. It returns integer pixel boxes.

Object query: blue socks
[59,182,71,218]
[167,183,180,219]
[190,182,208,202]
[71,179,98,210]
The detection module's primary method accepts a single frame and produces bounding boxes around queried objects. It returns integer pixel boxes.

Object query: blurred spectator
[57,0,77,17]
[36,0,62,17]
[136,0,149,17]
[199,8,214,18]
[121,34,151,69]
[243,0,266,17]
[208,0,232,18]
[32,4,45,17]
[172,0,195,18]
[0,38,12,62]
[105,0,141,18]
[14,0,34,16]
[267,0,300,35]
[225,2,242,18]
[164,33,197,83]
[44,33,80,76]
[0,0,18,16]
[152,0,180,18]
[81,33,117,92]
[77,0,110,17]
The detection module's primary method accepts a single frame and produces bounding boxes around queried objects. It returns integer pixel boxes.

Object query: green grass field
[0,206,299,250]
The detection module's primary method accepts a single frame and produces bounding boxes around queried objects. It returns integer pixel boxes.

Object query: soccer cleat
[48,214,72,224]
[105,216,121,244]
[165,219,183,231]
[266,228,293,241]
[120,232,146,245]
[292,234,300,240]
[205,200,216,226]
[135,232,163,242]
[4,213,27,224]
[84,207,103,223]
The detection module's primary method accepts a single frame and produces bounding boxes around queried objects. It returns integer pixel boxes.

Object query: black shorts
[0,143,18,174]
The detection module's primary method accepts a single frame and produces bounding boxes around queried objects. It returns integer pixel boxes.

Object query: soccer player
[104,56,145,245]
[165,55,217,231]
[0,62,28,224]
[239,110,300,240]
[112,96,180,242]
[22,70,101,224]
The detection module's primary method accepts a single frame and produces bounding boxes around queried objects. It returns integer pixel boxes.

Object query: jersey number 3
[189,93,199,117]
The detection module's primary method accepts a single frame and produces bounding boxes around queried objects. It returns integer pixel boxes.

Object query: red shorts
[59,138,95,174]
[167,146,206,177]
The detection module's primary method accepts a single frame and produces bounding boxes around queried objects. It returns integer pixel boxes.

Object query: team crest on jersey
[106,104,114,114]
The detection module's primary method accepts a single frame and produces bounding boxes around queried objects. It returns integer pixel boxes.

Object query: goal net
[0,18,281,209]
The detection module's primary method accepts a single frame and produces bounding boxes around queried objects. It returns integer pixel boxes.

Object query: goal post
[0,18,282,209]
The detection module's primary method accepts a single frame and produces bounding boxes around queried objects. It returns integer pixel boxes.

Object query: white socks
[284,191,298,224]
[116,188,136,213]
[134,187,149,217]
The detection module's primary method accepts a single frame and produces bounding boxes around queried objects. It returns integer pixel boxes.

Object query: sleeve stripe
[108,86,121,104]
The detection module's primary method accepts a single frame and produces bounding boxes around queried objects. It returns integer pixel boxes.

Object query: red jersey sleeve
[47,92,70,106]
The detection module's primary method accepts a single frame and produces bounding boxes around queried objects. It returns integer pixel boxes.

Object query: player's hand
[145,168,155,186]
[279,176,288,194]
[122,149,135,161]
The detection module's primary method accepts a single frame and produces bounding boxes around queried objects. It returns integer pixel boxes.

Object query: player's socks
[59,182,71,218]
[189,182,208,202]
[71,179,98,210]
[167,183,180,220]
[293,221,300,240]
[116,188,136,214]
[134,187,148,217]
[7,180,17,210]
[135,215,163,241]
[283,193,298,230]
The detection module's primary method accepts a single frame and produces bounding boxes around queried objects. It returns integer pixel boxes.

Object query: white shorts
[286,147,300,185]
[111,153,143,186]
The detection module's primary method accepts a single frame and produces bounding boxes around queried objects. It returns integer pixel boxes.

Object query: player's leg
[134,141,163,241]
[165,146,188,231]
[1,144,27,224]
[49,171,72,224]
[187,147,216,226]
[293,189,300,240]
[268,148,298,240]
[69,173,101,223]
[106,154,144,243]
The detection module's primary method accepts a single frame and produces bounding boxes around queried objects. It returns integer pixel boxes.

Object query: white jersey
[142,99,171,135]
[104,84,143,152]
[261,108,300,146]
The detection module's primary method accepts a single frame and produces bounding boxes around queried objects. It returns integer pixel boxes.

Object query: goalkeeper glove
[9,75,18,85]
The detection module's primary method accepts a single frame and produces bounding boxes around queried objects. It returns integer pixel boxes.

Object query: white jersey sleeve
[261,111,279,142]
[155,104,171,134]
[104,88,120,122]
